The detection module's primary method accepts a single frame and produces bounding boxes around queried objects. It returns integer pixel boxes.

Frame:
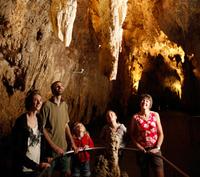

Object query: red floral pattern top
[133,111,158,148]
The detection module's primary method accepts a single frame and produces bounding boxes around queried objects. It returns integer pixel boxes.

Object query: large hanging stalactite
[90,0,128,80]
[50,0,77,47]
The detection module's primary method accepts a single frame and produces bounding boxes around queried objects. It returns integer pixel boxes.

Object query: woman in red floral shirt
[130,94,164,177]
[71,122,94,177]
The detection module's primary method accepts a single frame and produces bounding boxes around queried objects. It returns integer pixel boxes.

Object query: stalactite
[50,0,77,47]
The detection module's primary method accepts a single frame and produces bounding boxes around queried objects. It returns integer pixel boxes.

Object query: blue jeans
[71,160,91,177]
[48,154,71,177]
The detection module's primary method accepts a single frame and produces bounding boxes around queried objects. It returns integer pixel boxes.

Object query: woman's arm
[149,112,164,153]
[155,112,164,149]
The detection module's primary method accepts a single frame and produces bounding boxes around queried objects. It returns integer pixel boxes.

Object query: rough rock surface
[0,0,200,135]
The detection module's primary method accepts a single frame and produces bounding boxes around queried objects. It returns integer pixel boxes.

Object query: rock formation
[0,0,200,135]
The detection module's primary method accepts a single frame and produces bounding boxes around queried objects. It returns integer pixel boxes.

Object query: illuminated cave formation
[0,1,200,177]
[50,0,77,47]
[90,0,128,80]
[0,0,200,134]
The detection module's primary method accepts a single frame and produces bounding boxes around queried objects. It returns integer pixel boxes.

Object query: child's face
[107,111,117,124]
[75,124,85,137]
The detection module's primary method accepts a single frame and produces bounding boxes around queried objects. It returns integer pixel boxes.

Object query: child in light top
[71,122,94,177]
[100,110,127,148]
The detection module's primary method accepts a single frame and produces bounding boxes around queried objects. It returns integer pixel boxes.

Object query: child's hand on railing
[84,145,89,149]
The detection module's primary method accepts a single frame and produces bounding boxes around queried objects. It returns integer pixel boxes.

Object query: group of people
[11,80,165,177]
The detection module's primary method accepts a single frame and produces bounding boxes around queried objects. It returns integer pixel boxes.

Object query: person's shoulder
[60,100,68,107]
[121,124,127,133]
[84,132,91,138]
[150,111,159,116]
[43,100,53,107]
[119,123,127,130]
[150,111,160,120]
[15,113,26,122]
[13,113,27,129]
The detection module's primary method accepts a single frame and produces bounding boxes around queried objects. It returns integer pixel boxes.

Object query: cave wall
[114,0,200,118]
[0,0,200,136]
[0,0,113,135]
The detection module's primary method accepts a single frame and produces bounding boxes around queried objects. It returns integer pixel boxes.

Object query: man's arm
[43,128,64,155]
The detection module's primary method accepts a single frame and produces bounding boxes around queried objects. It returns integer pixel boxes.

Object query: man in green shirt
[40,81,77,177]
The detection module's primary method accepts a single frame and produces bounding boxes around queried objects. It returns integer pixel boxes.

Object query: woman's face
[140,98,151,110]
[32,94,42,112]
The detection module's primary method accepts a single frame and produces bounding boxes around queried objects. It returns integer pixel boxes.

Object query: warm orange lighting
[163,78,182,99]
[129,31,185,99]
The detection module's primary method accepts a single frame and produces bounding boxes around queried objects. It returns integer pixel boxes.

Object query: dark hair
[51,81,62,95]
[25,89,41,111]
[140,94,153,108]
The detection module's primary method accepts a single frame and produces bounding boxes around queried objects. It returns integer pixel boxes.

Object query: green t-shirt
[41,100,69,150]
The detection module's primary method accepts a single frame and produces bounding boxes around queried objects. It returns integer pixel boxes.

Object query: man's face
[53,82,64,96]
